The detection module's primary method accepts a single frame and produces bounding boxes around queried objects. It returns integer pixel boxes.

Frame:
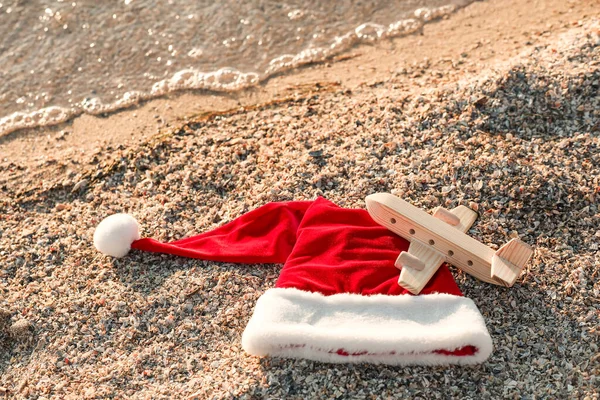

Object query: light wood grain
[397,251,426,271]
[366,193,534,289]
[491,238,534,286]
[367,193,497,284]
[396,206,477,294]
[432,207,461,226]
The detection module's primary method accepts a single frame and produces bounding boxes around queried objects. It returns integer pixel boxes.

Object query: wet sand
[1,0,599,398]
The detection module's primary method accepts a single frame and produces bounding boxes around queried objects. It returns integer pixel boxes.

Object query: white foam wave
[0,4,461,138]
[0,106,76,137]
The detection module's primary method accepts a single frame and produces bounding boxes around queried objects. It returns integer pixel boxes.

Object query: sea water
[0,0,472,136]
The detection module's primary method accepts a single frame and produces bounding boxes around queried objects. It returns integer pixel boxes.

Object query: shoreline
[0,1,468,138]
[1,0,597,170]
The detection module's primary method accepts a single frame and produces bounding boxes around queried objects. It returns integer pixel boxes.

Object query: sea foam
[0,3,467,137]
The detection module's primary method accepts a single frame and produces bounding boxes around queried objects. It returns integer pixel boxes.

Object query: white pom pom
[93,214,140,258]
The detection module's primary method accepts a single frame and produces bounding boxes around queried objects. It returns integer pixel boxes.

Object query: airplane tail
[491,239,534,286]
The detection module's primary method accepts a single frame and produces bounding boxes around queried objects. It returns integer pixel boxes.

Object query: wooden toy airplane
[365,193,534,294]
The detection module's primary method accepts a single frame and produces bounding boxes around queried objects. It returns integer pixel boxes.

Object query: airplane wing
[396,205,478,294]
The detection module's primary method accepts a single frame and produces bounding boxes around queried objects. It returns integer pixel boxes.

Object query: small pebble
[0,308,11,330]
[8,319,34,339]
[71,179,88,193]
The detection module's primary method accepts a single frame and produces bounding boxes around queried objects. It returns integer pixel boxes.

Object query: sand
[1,0,599,398]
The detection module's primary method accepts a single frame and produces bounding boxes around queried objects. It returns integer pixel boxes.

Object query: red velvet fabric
[131,197,474,358]
[132,200,312,264]
[275,197,462,297]
[132,197,462,296]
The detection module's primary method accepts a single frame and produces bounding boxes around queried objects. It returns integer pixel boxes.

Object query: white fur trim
[93,214,140,258]
[242,288,493,365]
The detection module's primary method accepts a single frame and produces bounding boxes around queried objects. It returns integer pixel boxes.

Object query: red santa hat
[93,197,493,365]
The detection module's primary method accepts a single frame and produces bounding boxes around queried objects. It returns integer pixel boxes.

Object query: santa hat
[93,197,493,365]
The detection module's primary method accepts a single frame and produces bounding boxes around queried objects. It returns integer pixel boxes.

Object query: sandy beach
[1,0,599,398]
